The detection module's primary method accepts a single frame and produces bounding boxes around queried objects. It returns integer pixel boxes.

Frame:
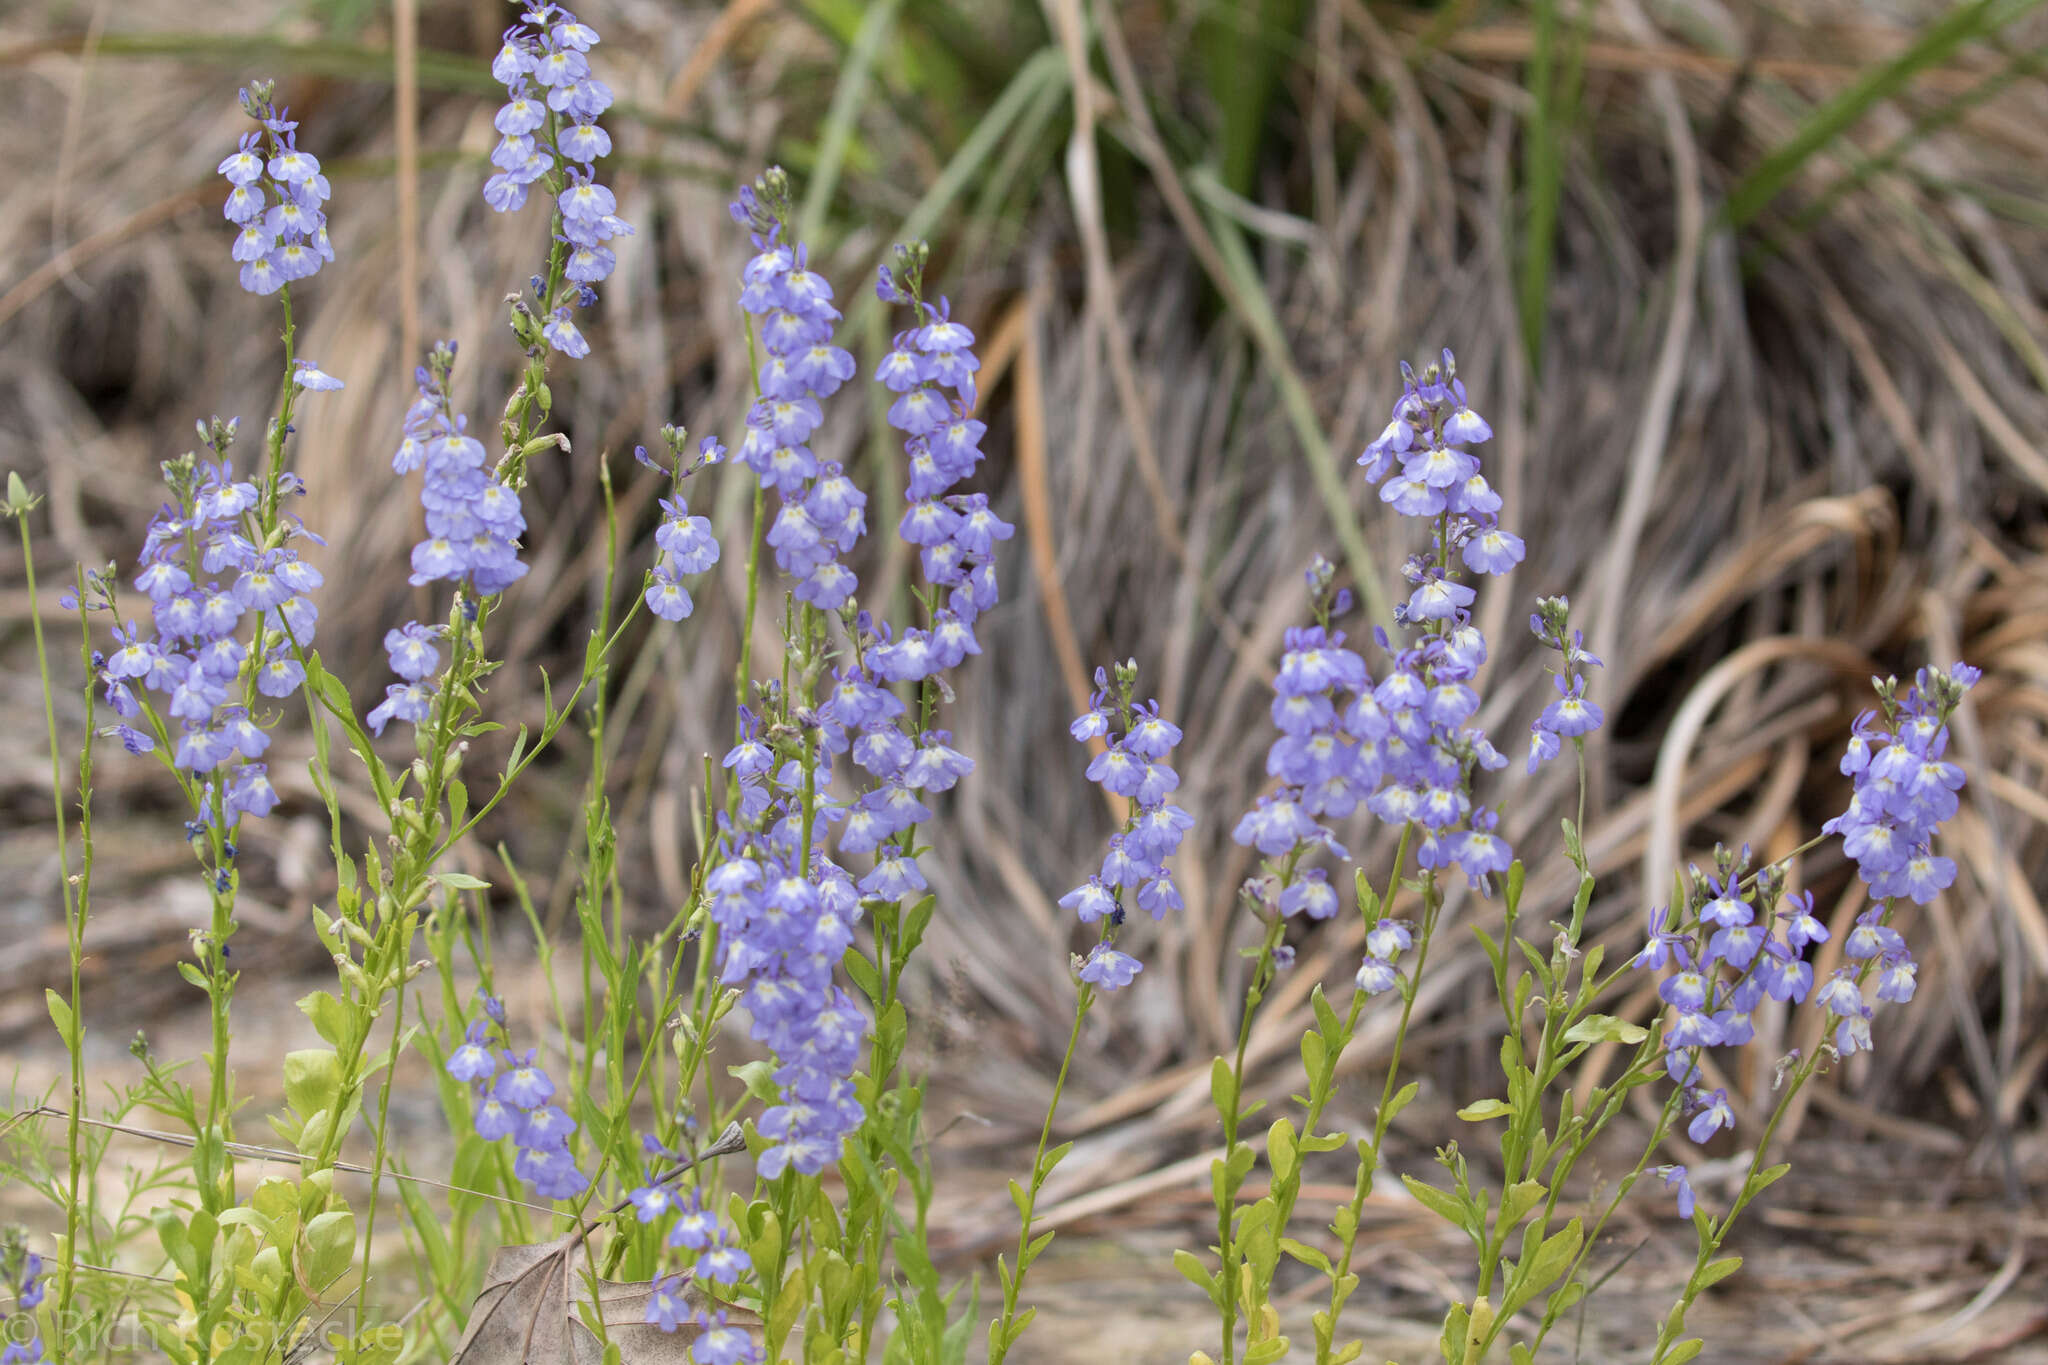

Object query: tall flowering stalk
[991,661,1188,1364]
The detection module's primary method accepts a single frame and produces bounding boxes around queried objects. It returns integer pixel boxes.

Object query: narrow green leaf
[1696,1254,1743,1290]
[44,990,77,1047]
[1401,1174,1472,1232]
[1726,0,2043,227]
[1561,1014,1650,1046]
[1209,1056,1238,1115]
[1173,1248,1223,1308]
[1279,1237,1330,1273]
[1456,1099,1514,1122]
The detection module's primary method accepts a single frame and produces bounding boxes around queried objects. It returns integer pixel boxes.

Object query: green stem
[988,985,1093,1364]
[16,518,88,1331]
[350,981,409,1350]
[1215,912,1285,1365]
[1318,869,1443,1365]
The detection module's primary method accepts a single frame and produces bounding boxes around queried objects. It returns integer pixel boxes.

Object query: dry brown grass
[3,0,2046,1358]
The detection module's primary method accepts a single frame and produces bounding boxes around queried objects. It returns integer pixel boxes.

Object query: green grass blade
[798,0,907,243]
[1193,176,1390,628]
[1791,36,2048,232]
[1724,0,2045,228]
[1517,0,1562,374]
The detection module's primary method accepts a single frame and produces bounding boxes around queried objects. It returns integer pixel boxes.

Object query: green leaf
[1561,1014,1650,1046]
[1383,1081,1420,1125]
[215,1205,284,1245]
[1173,1249,1222,1308]
[302,1209,356,1288]
[1456,1099,1514,1122]
[1696,1254,1743,1290]
[296,990,349,1049]
[45,989,77,1048]
[1751,1162,1793,1194]
[1036,1141,1073,1181]
[1502,1181,1546,1227]
[728,1060,780,1104]
[1663,1340,1704,1365]
[844,950,881,1003]
[431,871,492,891]
[1268,1118,1299,1184]
[1300,1029,1327,1082]
[1504,1218,1583,1317]
[282,1048,343,1119]
[1401,1175,1471,1232]
[1471,924,1504,974]
[1504,860,1527,913]
[1246,1338,1290,1365]
[1569,871,1595,922]
[1310,983,1343,1044]
[1439,1302,1471,1365]
[1209,1056,1238,1115]
[1280,1237,1330,1273]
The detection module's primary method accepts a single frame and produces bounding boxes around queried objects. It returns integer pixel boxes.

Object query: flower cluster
[637,429,725,622]
[873,246,1009,672]
[375,342,529,735]
[627,1153,760,1357]
[1357,348,1524,616]
[1825,665,1975,905]
[1,1238,47,1365]
[1632,846,1790,1150]
[1526,594,1606,769]
[1634,670,1974,1191]
[1347,355,1522,886]
[100,423,329,820]
[445,994,589,1200]
[729,173,866,609]
[703,825,868,1179]
[1354,912,1416,996]
[219,83,333,295]
[1061,662,1192,988]
[484,1,631,357]
[1233,569,1513,896]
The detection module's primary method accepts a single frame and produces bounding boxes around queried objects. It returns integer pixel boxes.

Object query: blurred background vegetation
[3,0,2047,1358]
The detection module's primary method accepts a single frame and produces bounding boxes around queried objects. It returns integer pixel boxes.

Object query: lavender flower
[1078,945,1142,991]
[730,171,867,608]
[219,82,334,294]
[1631,666,1975,1159]
[1059,662,1191,985]
[393,341,528,602]
[442,995,588,1200]
[703,834,867,1178]
[639,427,725,621]
[1823,665,1975,905]
[101,426,323,818]
[483,0,630,352]
[1527,595,1605,771]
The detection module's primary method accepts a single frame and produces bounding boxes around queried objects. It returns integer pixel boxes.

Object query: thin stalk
[1214,914,1285,1365]
[16,517,87,1330]
[988,985,1093,1364]
[1318,871,1443,1365]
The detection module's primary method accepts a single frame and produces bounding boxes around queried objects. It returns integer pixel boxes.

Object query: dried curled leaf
[452,1125,757,1363]
[451,1235,763,1364]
